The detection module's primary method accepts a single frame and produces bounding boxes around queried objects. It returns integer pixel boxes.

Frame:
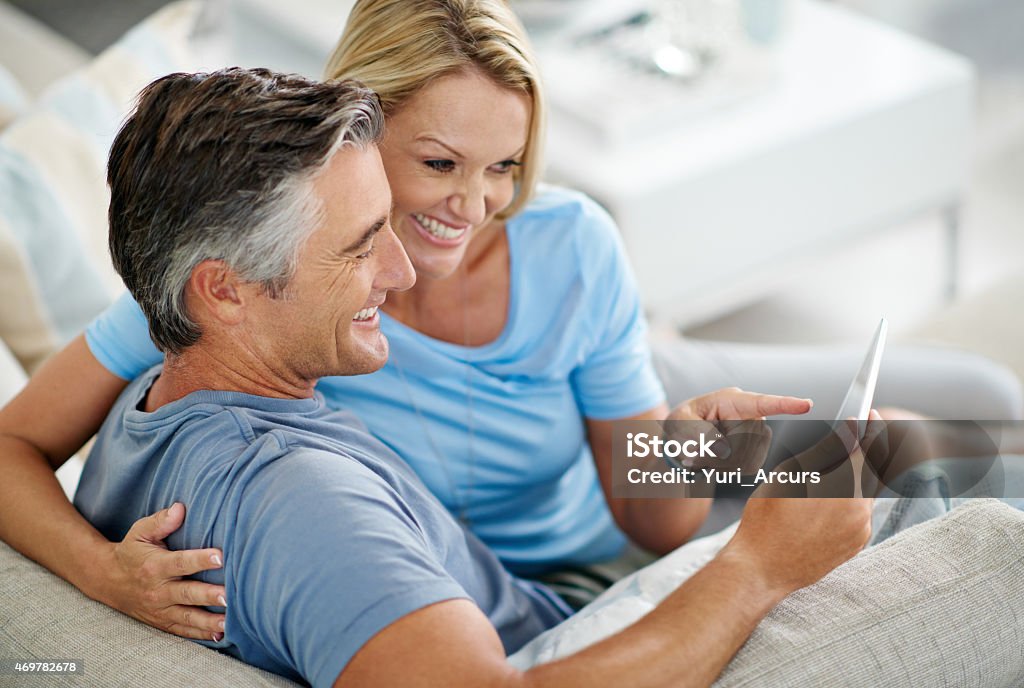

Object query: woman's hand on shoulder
[95,502,228,641]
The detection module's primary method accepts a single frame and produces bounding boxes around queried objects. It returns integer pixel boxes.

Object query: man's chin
[342,330,390,376]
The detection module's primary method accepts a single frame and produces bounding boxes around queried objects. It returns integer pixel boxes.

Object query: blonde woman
[0,0,1016,644]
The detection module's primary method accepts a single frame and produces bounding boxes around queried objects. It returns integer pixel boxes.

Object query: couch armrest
[715,499,1024,687]
[0,540,299,687]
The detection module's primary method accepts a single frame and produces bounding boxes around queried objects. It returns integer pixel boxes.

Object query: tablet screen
[835,318,887,424]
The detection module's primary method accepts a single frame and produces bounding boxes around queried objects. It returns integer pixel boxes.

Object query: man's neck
[145,340,317,412]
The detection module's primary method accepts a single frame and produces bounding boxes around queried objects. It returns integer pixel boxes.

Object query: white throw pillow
[0,336,26,408]
[0,64,29,131]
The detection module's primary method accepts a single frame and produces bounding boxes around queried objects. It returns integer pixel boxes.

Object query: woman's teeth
[353,306,378,322]
[413,213,466,240]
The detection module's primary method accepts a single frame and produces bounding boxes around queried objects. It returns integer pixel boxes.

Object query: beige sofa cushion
[0,1,215,374]
[4,501,1017,686]
[714,499,1024,686]
[0,1,89,100]
[911,272,1024,389]
[511,500,1024,686]
[0,539,299,687]
[0,64,29,131]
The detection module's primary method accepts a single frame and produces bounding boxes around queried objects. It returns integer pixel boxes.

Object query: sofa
[3,496,1024,687]
[2,2,1024,686]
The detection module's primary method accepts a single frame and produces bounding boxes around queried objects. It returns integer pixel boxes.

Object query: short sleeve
[570,201,666,419]
[84,291,162,380]
[229,447,471,688]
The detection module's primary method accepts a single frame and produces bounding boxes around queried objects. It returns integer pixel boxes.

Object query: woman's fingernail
[211,554,222,566]
[212,632,223,642]
[218,620,226,631]
[217,595,227,607]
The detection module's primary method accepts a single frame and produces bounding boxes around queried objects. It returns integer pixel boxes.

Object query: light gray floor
[685,0,1024,346]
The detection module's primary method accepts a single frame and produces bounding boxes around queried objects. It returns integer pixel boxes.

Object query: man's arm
[337,497,873,688]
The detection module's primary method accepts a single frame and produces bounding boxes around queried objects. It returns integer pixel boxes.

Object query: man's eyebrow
[343,216,387,252]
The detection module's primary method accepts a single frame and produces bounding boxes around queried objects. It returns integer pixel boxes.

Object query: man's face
[248,144,415,380]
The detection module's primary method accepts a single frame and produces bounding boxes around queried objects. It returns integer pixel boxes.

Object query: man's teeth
[414,213,466,240]
[353,306,378,322]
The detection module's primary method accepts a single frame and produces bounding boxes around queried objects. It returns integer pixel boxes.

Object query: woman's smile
[410,212,470,245]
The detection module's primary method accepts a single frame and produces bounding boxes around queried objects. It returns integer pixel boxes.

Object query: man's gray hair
[107,67,384,353]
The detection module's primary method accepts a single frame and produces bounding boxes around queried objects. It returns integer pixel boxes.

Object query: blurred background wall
[3,0,1021,351]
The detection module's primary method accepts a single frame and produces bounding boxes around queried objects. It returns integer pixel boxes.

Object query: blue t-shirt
[85,186,666,574]
[74,366,570,688]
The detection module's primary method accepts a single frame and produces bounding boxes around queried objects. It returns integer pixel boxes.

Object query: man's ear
[186,260,247,326]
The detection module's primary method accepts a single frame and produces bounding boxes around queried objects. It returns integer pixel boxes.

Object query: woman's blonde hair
[324,0,545,219]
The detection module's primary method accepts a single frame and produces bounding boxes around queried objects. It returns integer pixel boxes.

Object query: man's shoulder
[199,409,392,491]
[114,378,385,485]
[213,404,419,503]
[127,379,365,454]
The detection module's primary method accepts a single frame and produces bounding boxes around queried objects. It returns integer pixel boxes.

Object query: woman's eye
[424,159,456,173]
[492,160,523,174]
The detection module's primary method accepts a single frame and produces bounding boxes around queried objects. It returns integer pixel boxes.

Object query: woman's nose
[449,176,488,226]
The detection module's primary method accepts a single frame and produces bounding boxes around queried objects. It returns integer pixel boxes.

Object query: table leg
[943,202,961,302]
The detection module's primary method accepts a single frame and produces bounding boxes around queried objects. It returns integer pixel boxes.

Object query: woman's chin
[410,253,465,282]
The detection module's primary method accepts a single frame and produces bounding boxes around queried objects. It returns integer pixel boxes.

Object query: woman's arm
[588,402,712,555]
[0,334,226,640]
[588,388,812,554]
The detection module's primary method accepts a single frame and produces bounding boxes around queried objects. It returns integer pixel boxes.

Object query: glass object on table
[532,0,779,143]
[644,0,742,80]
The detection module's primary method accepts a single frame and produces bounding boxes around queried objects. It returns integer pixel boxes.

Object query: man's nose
[376,224,416,292]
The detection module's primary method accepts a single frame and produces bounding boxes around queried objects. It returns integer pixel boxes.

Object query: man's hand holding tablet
[757,319,889,498]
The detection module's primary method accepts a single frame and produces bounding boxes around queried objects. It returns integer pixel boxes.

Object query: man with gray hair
[75,67,874,688]
[75,67,574,685]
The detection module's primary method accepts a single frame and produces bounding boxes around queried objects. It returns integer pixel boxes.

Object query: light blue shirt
[86,186,666,574]
[75,366,570,688]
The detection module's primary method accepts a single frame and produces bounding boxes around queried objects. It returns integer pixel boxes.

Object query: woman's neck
[384,222,510,346]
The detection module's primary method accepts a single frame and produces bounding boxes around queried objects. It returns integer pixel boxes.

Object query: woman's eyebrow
[417,135,526,161]
[416,135,463,159]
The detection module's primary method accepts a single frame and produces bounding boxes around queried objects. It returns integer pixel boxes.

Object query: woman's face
[379,68,532,281]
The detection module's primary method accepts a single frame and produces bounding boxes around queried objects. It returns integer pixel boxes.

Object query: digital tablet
[835,318,888,428]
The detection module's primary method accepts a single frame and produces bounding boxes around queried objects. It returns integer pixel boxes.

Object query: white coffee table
[539,1,973,325]
[227,0,973,326]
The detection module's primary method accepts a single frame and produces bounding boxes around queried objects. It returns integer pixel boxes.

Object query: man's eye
[424,159,456,173]
[356,242,376,260]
